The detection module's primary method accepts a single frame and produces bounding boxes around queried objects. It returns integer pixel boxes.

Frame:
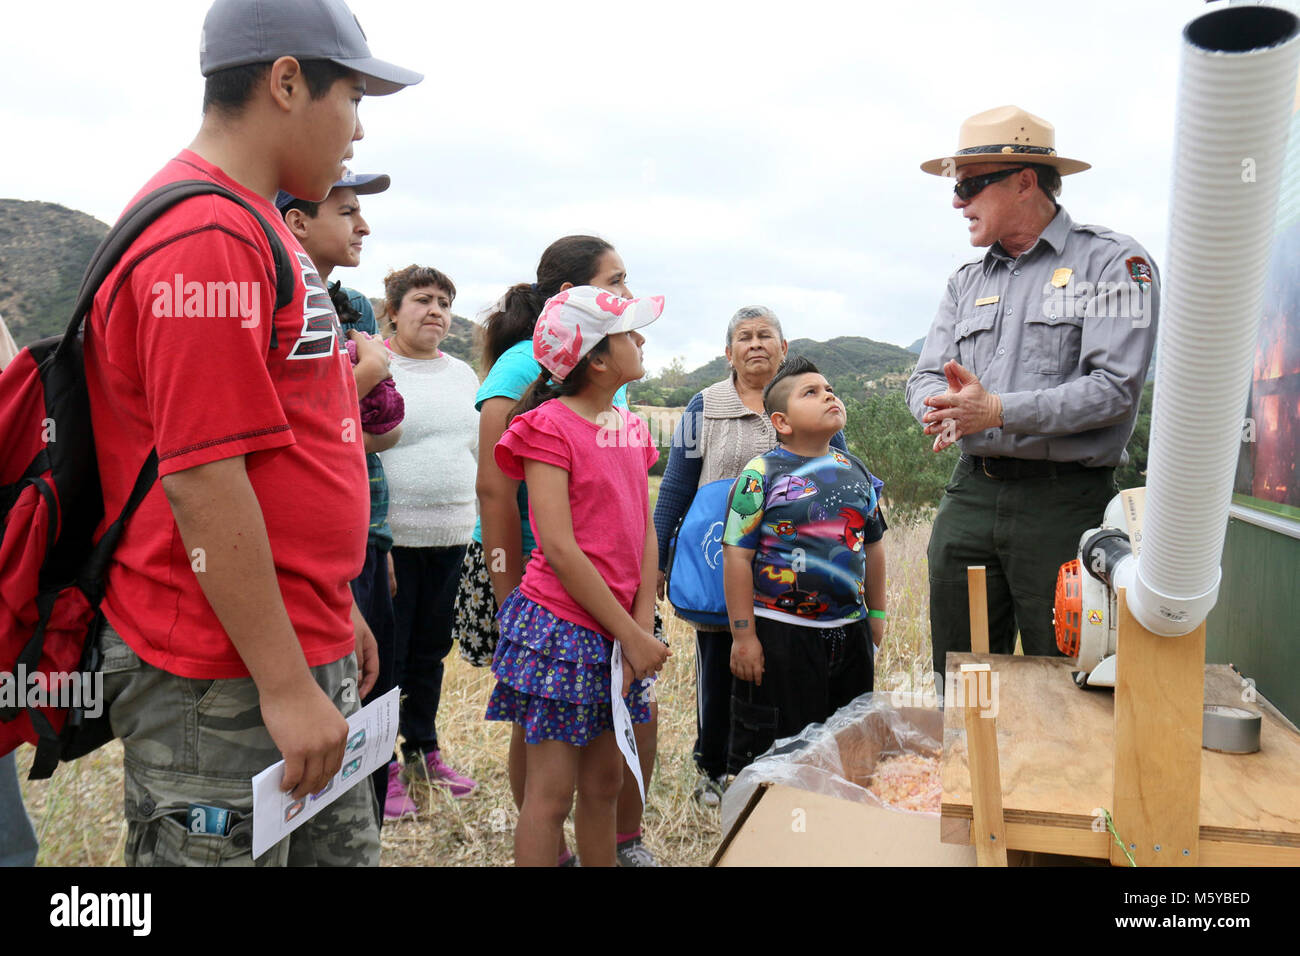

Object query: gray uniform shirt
[905,207,1159,467]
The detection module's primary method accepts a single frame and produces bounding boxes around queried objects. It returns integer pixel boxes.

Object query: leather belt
[961,454,1096,480]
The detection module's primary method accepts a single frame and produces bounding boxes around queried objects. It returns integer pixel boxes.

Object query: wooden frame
[940,595,1300,866]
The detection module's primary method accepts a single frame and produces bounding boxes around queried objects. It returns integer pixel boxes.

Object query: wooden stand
[939,654,1300,864]
[1111,588,1204,866]
[939,572,1300,865]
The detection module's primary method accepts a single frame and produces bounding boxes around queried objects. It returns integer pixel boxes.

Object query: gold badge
[1051,268,1073,288]
[974,295,1000,307]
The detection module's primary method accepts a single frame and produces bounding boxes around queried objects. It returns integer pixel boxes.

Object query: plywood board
[715,783,976,867]
[940,654,1300,858]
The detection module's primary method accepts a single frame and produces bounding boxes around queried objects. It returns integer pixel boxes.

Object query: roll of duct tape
[1202,705,1262,754]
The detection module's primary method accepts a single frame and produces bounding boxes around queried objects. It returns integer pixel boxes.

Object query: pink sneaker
[383,762,417,820]
[425,749,477,798]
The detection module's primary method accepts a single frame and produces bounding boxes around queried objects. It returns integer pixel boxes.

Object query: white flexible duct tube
[1116,5,1300,636]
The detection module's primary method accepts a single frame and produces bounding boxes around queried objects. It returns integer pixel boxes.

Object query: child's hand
[730,635,764,686]
[622,656,635,693]
[622,627,670,681]
[349,330,391,379]
[869,615,885,648]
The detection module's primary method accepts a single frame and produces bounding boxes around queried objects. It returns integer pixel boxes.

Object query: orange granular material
[867,752,942,813]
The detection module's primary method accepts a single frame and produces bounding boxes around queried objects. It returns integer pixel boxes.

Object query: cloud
[4,0,1203,374]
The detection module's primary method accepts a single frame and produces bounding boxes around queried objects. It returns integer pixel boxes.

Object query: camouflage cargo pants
[101,624,380,866]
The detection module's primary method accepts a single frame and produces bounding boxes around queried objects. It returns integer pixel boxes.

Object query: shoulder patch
[1126,256,1153,287]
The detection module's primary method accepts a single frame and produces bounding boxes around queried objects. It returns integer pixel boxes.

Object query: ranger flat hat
[920,105,1090,177]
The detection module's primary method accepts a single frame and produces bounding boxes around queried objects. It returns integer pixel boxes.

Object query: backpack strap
[80,449,160,602]
[59,179,295,355]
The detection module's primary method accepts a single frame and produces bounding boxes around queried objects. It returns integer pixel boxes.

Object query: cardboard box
[712,704,977,867]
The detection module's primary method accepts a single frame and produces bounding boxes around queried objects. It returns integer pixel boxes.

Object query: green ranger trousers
[927,456,1116,680]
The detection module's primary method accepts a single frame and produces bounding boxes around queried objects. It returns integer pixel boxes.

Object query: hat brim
[339,173,391,195]
[920,153,1091,177]
[329,55,424,96]
[612,296,665,335]
[274,173,391,210]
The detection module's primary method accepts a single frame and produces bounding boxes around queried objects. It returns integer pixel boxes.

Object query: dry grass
[15,517,936,867]
[874,516,938,700]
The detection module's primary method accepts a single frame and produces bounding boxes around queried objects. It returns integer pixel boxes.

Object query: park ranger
[905,105,1160,680]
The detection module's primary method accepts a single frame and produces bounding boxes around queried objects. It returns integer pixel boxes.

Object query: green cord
[1103,809,1137,867]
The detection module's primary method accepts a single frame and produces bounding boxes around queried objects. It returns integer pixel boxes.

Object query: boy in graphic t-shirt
[722,356,887,773]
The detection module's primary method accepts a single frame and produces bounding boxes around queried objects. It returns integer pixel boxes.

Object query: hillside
[0,196,482,364]
[631,335,918,405]
[0,199,109,345]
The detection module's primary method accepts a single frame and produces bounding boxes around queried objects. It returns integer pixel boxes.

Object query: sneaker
[692,774,727,809]
[615,835,660,867]
[383,762,417,820]
[406,749,477,798]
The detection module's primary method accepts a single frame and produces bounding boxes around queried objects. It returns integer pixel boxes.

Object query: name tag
[974,295,1000,307]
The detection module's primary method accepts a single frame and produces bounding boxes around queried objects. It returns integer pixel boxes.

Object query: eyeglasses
[953,166,1029,201]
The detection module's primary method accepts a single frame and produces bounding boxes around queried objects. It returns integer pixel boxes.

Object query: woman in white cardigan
[379,265,481,813]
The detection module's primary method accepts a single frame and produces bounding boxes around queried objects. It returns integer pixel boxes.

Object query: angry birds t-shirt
[723,446,885,626]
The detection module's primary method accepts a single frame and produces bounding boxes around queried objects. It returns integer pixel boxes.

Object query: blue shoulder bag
[664,478,735,628]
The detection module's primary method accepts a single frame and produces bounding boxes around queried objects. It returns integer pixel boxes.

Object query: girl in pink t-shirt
[488,286,671,867]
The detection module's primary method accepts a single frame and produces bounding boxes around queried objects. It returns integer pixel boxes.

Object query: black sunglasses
[953,166,1029,201]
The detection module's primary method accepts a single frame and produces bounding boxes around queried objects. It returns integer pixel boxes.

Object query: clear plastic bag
[721,692,943,835]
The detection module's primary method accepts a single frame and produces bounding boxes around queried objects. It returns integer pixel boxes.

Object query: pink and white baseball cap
[533,286,665,382]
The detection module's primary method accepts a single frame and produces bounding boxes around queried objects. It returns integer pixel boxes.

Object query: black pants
[726,617,873,774]
[693,629,733,778]
[351,541,396,828]
[391,544,467,761]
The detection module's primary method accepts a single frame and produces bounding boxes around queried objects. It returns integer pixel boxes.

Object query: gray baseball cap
[199,0,423,96]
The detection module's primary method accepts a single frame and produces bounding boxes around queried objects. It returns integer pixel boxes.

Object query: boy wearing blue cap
[278,172,412,823]
[84,0,421,866]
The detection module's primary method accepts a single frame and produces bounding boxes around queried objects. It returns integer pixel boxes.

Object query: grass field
[14,517,936,867]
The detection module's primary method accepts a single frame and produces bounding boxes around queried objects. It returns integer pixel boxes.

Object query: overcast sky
[3,0,1221,373]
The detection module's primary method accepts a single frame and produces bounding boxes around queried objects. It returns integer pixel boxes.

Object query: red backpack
[0,180,291,778]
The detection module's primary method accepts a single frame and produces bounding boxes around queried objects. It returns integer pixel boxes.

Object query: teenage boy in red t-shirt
[84,0,421,866]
